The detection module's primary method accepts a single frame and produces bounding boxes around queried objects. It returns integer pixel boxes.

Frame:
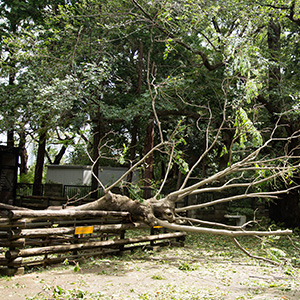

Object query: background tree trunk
[53,145,67,165]
[7,131,14,147]
[18,129,28,176]
[265,20,300,226]
[33,128,47,196]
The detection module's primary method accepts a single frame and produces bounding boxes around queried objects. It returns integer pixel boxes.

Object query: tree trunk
[137,40,143,95]
[6,48,16,148]
[53,145,67,165]
[127,41,143,184]
[7,131,14,147]
[18,129,28,176]
[268,19,281,93]
[33,129,47,196]
[73,192,175,226]
[266,20,300,225]
[218,128,234,174]
[269,191,300,227]
[7,74,15,148]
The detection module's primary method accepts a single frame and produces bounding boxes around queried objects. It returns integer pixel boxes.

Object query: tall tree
[2,0,300,229]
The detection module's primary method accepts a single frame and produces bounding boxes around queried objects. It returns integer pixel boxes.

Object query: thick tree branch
[288,0,300,26]
[157,220,292,237]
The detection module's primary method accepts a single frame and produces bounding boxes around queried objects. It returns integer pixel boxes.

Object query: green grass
[185,231,300,266]
[26,286,105,300]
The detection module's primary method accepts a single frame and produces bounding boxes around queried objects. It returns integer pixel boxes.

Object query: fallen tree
[2,0,300,269]
[72,131,299,237]
[54,53,299,266]
[75,139,299,235]
[4,82,299,267]
[64,118,298,265]
[4,114,299,266]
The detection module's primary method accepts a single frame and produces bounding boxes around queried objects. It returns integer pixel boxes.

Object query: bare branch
[176,187,299,213]
[157,220,292,237]
[165,122,298,201]
[184,171,287,199]
[232,237,282,266]
[147,28,164,143]
[106,141,170,192]
[85,133,114,193]
[154,143,175,198]
[177,216,255,230]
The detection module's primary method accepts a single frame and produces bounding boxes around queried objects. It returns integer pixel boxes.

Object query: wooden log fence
[0,209,186,276]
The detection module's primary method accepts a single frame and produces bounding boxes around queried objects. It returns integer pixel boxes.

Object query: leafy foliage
[1,0,300,223]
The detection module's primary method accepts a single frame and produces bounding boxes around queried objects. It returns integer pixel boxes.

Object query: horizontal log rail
[8,210,130,220]
[9,223,147,239]
[5,232,186,259]
[0,218,130,228]
[3,248,126,268]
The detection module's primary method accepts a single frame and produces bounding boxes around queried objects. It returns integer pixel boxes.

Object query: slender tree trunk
[266,20,282,223]
[18,129,28,176]
[143,118,154,199]
[33,128,47,196]
[268,19,281,94]
[7,131,14,147]
[269,190,300,227]
[137,40,143,95]
[7,72,15,147]
[218,129,234,173]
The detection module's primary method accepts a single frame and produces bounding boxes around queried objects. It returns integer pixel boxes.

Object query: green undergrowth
[185,231,300,265]
[81,230,300,270]
[26,286,104,300]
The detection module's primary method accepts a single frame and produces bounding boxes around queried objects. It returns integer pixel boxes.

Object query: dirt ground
[0,244,299,300]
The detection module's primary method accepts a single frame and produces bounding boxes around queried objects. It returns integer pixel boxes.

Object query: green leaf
[74,262,81,272]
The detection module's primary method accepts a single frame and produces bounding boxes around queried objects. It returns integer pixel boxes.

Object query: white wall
[46,165,85,185]
[46,165,138,186]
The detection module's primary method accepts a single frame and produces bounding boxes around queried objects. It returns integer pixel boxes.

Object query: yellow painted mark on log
[153,226,163,229]
[75,226,94,235]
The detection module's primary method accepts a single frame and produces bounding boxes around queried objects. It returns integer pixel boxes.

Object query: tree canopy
[1,0,300,230]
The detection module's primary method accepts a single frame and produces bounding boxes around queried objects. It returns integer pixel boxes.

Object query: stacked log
[0,209,186,275]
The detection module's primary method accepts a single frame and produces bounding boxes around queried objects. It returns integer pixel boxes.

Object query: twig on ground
[232,237,282,266]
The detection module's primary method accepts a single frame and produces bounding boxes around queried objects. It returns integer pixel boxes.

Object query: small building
[46,164,138,186]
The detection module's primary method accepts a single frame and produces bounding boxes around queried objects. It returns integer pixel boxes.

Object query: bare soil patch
[1,235,299,299]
